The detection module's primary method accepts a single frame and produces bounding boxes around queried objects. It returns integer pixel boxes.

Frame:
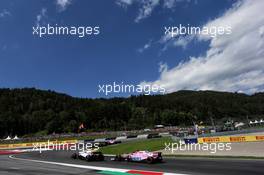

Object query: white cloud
[35,8,47,27]
[56,0,72,11]
[159,29,196,51]
[135,0,160,23]
[260,26,264,37]
[116,0,192,22]
[141,0,264,94]
[138,40,153,53]
[172,36,190,49]
[163,0,178,9]
[162,34,194,51]
[163,0,192,9]
[159,62,168,72]
[116,0,134,7]
[0,9,11,18]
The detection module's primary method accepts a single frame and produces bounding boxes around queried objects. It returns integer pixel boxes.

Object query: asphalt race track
[0,151,264,175]
[0,154,98,175]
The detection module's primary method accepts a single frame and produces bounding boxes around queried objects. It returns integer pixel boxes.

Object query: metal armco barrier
[137,134,149,139]
[94,138,106,142]
[115,136,127,141]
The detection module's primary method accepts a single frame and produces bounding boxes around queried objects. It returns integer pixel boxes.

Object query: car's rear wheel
[158,156,163,163]
[71,153,77,159]
[146,157,154,164]
[98,154,104,161]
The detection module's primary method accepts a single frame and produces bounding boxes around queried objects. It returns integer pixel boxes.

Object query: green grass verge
[100,137,172,155]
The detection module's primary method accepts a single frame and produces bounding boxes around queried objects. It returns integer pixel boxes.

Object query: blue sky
[0,0,263,98]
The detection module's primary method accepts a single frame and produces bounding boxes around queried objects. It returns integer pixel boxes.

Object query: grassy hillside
[0,88,263,137]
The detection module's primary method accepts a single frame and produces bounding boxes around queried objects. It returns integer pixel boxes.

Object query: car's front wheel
[86,155,92,161]
[115,155,123,161]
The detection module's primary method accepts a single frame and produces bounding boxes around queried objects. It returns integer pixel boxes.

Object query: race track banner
[198,135,264,143]
[0,139,78,150]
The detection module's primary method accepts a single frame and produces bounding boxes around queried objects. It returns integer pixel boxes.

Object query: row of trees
[0,88,263,137]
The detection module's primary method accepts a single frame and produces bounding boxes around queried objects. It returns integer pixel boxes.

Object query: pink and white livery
[113,150,163,164]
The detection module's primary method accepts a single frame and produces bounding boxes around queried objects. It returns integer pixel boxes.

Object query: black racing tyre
[97,154,104,161]
[71,153,77,159]
[115,155,122,161]
[158,156,163,163]
[146,157,154,164]
[86,155,92,161]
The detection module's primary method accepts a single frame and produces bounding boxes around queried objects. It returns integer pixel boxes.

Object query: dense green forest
[0,88,263,137]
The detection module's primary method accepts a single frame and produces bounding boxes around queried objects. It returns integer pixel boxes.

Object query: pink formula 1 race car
[113,150,163,164]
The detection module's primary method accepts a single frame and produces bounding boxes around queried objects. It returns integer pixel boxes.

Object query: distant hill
[0,88,263,137]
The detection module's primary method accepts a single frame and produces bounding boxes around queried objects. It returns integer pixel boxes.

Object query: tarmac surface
[162,142,264,157]
[0,154,98,175]
[0,150,264,175]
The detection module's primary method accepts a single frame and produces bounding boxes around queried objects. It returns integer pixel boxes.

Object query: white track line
[9,155,187,175]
